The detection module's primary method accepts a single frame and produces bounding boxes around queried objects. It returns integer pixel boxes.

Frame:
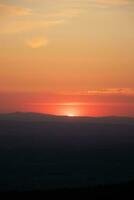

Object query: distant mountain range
[0,112,134,125]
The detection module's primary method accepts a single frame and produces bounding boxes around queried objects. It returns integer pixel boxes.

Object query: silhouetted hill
[0,113,134,192]
[0,112,57,121]
[0,112,134,124]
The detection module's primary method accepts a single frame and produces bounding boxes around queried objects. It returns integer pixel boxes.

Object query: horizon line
[0,111,134,119]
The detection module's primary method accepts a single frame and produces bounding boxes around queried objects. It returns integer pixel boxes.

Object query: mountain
[0,112,134,125]
[0,112,134,191]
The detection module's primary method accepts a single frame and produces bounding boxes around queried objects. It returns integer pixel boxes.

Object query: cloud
[45,8,81,18]
[59,88,134,97]
[26,88,134,108]
[90,0,134,7]
[100,0,132,4]
[0,1,81,35]
[0,19,64,34]
[23,0,133,4]
[0,4,32,17]
[26,36,49,48]
[77,88,134,96]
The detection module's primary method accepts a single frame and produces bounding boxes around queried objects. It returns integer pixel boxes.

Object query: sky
[0,0,134,116]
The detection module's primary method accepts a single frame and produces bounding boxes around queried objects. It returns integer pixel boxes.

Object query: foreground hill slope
[0,112,134,191]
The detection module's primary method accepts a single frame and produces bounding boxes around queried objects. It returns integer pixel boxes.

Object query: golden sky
[0,0,134,116]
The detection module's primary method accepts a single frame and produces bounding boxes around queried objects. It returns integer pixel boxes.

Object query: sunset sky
[0,0,134,116]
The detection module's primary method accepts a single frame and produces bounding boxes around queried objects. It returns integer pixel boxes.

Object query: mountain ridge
[0,112,134,124]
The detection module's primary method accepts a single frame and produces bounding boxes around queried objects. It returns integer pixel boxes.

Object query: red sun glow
[66,113,75,117]
[62,107,80,117]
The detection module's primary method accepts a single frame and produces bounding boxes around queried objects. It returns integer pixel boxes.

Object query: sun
[60,106,80,117]
[67,113,75,117]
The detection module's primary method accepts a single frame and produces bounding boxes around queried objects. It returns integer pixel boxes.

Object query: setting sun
[60,106,81,117]
[67,113,75,117]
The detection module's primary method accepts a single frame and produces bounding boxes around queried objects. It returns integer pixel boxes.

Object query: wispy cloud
[26,88,134,107]
[0,4,32,17]
[0,19,64,34]
[0,3,80,47]
[0,3,80,34]
[74,88,134,96]
[26,36,49,48]
[58,88,134,97]
[89,0,134,7]
[94,0,133,5]
[45,8,81,18]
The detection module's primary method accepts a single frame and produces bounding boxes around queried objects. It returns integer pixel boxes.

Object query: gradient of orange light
[0,92,134,117]
[26,103,134,117]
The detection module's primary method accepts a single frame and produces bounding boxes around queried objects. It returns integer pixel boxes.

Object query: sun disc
[67,113,75,117]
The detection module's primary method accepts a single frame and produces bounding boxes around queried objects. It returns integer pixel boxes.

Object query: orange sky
[0,0,134,116]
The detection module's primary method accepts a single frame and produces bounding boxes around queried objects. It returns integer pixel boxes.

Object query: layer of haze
[0,0,134,116]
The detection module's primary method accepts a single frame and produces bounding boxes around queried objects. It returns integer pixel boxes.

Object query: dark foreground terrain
[0,113,134,194]
[1,182,134,198]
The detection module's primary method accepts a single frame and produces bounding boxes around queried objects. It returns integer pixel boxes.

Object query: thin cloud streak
[0,19,64,34]
[0,4,32,17]
[58,88,134,96]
